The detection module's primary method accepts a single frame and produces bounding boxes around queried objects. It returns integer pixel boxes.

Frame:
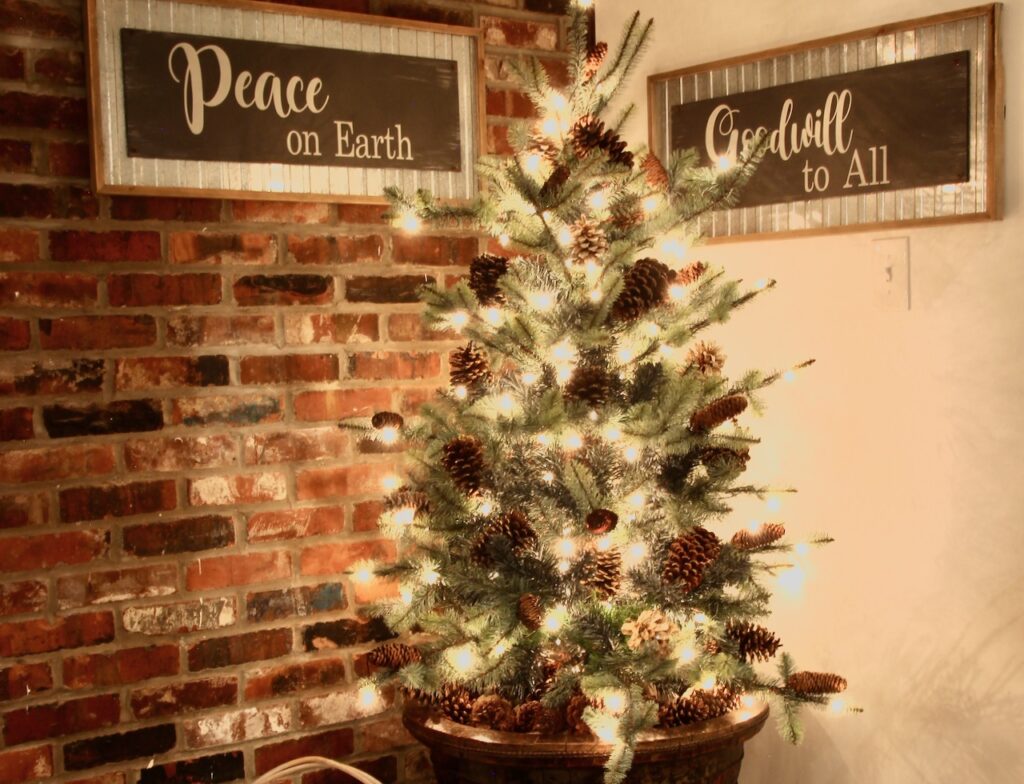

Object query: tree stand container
[403,703,769,784]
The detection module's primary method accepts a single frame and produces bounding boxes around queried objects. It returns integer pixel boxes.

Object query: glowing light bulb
[577,0,593,8]
[536,432,553,447]
[563,431,583,450]
[756,278,770,290]
[741,694,756,709]
[660,237,688,262]
[626,491,646,510]
[377,425,400,446]
[358,683,382,710]
[592,713,618,743]
[700,673,716,691]
[493,640,508,656]
[545,91,569,113]
[588,189,610,211]
[556,225,574,246]
[694,612,708,624]
[448,645,479,674]
[543,605,568,633]
[640,321,660,338]
[557,559,570,573]
[556,364,573,383]
[603,424,622,442]
[400,585,414,605]
[483,307,503,326]
[605,691,627,714]
[623,541,647,567]
[596,535,612,552]
[522,371,538,386]
[541,471,554,483]
[795,542,810,557]
[524,152,543,174]
[422,563,440,585]
[353,565,374,584]
[399,211,422,232]
[829,697,847,715]
[717,154,736,171]
[784,370,797,383]
[588,410,599,422]
[449,310,470,331]
[659,344,681,363]
[551,340,575,362]
[589,288,602,303]
[669,283,687,301]
[381,474,401,492]
[540,116,560,137]
[767,497,782,512]
[453,385,468,400]
[616,345,635,364]
[556,538,576,558]
[679,646,697,663]
[642,194,661,214]
[622,445,640,463]
[393,506,416,526]
[583,260,600,281]
[496,393,516,415]
[778,565,806,597]
[499,233,511,248]
[530,291,555,311]
[477,498,495,517]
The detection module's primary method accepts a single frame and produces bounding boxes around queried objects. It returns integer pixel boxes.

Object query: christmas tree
[346,5,850,782]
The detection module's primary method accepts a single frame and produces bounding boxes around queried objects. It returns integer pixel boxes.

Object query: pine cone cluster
[658,687,739,728]
[725,621,782,662]
[641,153,671,191]
[517,593,542,631]
[569,116,634,168]
[565,692,593,734]
[470,694,515,731]
[570,216,608,266]
[731,523,786,550]
[367,642,422,669]
[787,672,847,694]
[539,163,571,201]
[470,510,537,566]
[371,411,404,429]
[585,508,618,534]
[529,133,560,163]
[689,394,748,433]
[676,260,708,286]
[439,683,476,724]
[687,341,726,375]
[513,700,565,733]
[582,549,621,598]
[611,258,674,322]
[441,436,488,496]
[563,364,613,407]
[385,488,430,515]
[610,197,644,230]
[662,527,722,590]
[621,609,678,653]
[583,42,608,80]
[450,342,491,390]
[469,254,509,305]
[698,446,750,476]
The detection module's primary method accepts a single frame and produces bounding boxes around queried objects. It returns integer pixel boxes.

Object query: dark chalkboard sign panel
[120,28,463,171]
[671,52,969,209]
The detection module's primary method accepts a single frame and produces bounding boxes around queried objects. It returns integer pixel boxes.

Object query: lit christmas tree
[346,4,851,781]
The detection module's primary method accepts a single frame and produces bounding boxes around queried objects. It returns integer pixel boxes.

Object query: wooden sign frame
[647,4,1004,242]
[85,0,487,203]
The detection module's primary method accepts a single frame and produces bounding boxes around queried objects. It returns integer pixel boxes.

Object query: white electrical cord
[249,756,384,784]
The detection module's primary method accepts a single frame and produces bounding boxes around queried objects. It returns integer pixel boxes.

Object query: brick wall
[0,1,570,782]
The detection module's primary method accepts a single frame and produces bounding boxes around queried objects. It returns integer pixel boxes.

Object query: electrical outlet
[871,236,910,311]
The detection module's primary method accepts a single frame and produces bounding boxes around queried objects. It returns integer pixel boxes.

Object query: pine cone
[517,593,542,631]
[570,216,608,266]
[621,609,678,652]
[570,115,606,158]
[687,341,725,375]
[582,549,621,599]
[441,436,488,496]
[725,621,782,663]
[676,261,708,286]
[658,687,739,727]
[641,153,671,191]
[539,164,571,201]
[529,133,561,163]
[689,395,748,433]
[385,488,430,516]
[566,692,593,735]
[585,508,618,535]
[438,683,475,724]
[371,411,404,429]
[469,254,509,306]
[731,523,786,550]
[470,694,515,731]
[583,42,608,80]
[662,527,722,590]
[470,510,537,566]
[450,342,491,389]
[698,446,750,477]
[610,197,644,230]
[563,364,612,407]
[787,672,847,694]
[601,129,634,169]
[367,642,422,669]
[611,258,674,322]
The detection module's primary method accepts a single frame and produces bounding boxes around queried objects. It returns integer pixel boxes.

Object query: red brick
[48,142,90,178]
[287,234,383,264]
[344,274,427,303]
[295,463,394,501]
[169,232,276,264]
[293,388,391,421]
[233,274,334,305]
[66,186,99,219]
[246,582,346,623]
[115,355,229,390]
[59,480,176,523]
[0,663,52,701]
[352,500,384,533]
[0,358,105,398]
[508,89,536,119]
[358,715,414,754]
[138,752,244,784]
[0,443,115,483]
[240,354,339,384]
[0,493,48,529]
[42,400,162,438]
[0,317,31,350]
[0,612,115,657]
[0,579,47,616]
[187,628,291,671]
[109,196,222,222]
[122,597,236,636]
[302,616,393,650]
[124,434,237,472]
[0,745,53,783]
[481,15,558,49]
[0,272,97,307]
[243,428,347,466]
[254,728,354,775]
[0,91,85,131]
[298,684,392,729]
[123,515,234,557]
[0,406,33,440]
[172,393,283,427]
[0,139,31,172]
[244,658,346,700]
[188,472,288,508]
[487,123,513,155]
[0,530,109,573]
[64,724,175,771]
[387,312,451,341]
[39,315,157,350]
[50,230,160,262]
[56,564,178,609]
[368,1,470,26]
[0,1,81,39]
[300,539,397,577]
[307,755,397,784]
[283,312,378,345]
[108,273,223,307]
[185,551,291,591]
[167,314,275,347]
[131,677,237,719]
[247,506,346,542]
[63,645,179,690]
[392,234,477,267]
[349,350,441,379]
[0,48,24,79]
[33,49,84,86]
[67,774,126,784]
[231,200,332,224]
[0,183,56,218]
[3,694,120,745]
[337,204,386,223]
[183,704,291,749]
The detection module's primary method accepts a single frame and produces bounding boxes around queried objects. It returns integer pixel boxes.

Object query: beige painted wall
[599,1,1024,781]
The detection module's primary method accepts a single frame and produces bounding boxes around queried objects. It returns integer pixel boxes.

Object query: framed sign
[86,0,485,202]
[648,4,1003,241]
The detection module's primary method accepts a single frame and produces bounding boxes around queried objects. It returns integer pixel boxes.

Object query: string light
[669,283,687,301]
[556,364,573,383]
[717,153,736,171]
[551,340,576,363]
[358,683,382,710]
[562,431,583,450]
[659,237,688,263]
[589,288,602,303]
[498,233,511,248]
[522,371,539,386]
[483,307,504,326]
[352,564,374,584]
[642,194,661,214]
[542,470,555,483]
[777,565,806,597]
[615,344,636,364]
[604,690,627,715]
[556,538,576,558]
[783,369,797,383]
[700,673,717,690]
[493,639,509,656]
[448,645,479,674]
[829,697,847,715]
[399,585,414,605]
[602,424,622,442]
[536,432,554,447]
[399,211,422,232]
[623,541,647,567]
[626,491,646,511]
[392,506,416,527]
[543,604,568,633]
[377,426,399,445]
[640,321,661,339]
[767,497,782,512]
[592,713,619,743]
[524,152,544,174]
[557,559,570,574]
[596,535,612,552]
[421,562,440,585]
[622,445,640,463]
[381,474,402,492]
[693,612,708,624]
[556,225,574,246]
[794,542,810,557]
[495,393,516,415]
[476,497,495,516]
[740,694,756,709]
[583,260,600,281]
[588,188,610,211]
[453,385,468,400]
[530,291,555,312]
[678,645,697,663]
[449,310,470,331]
